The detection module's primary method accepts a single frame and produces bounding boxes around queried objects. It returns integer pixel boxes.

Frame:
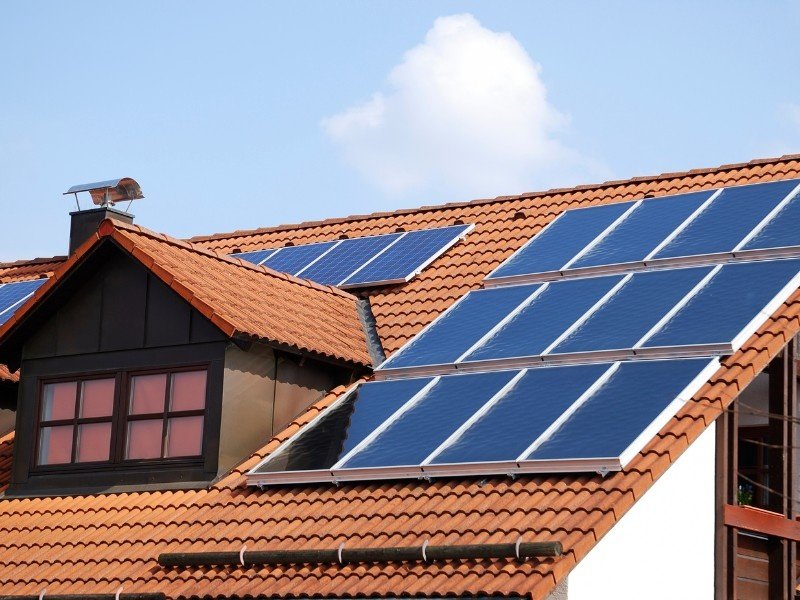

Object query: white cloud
[323,13,605,198]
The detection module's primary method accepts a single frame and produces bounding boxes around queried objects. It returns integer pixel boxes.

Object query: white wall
[565,421,716,600]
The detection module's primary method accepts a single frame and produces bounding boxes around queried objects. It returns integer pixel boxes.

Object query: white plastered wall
[563,420,716,600]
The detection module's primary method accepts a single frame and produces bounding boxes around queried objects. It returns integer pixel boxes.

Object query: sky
[1,2,799,261]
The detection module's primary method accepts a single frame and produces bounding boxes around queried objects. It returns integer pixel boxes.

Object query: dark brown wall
[24,249,222,360]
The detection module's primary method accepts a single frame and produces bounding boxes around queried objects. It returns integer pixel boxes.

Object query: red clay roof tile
[0,220,372,368]
[0,155,799,598]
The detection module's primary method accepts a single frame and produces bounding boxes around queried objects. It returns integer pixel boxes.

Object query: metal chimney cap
[64,177,144,207]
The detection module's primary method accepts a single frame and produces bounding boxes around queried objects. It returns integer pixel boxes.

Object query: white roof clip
[421,539,430,562]
[515,536,524,561]
[337,541,345,564]
[239,544,248,567]
[115,585,124,600]
[38,590,46,600]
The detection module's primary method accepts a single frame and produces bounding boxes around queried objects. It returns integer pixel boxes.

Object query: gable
[23,244,224,362]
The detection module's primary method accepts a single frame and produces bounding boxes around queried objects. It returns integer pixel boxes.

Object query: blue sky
[1,2,799,261]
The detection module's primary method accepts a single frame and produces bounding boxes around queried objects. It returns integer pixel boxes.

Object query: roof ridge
[0,255,67,269]
[187,153,800,243]
[103,220,358,301]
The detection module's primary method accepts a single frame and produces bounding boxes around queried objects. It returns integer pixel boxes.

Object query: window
[37,377,115,465]
[35,367,208,469]
[125,370,206,460]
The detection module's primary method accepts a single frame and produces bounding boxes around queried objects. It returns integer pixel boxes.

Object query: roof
[0,220,372,368]
[0,154,798,598]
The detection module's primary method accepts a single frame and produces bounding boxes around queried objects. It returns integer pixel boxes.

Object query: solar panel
[233,224,472,288]
[233,249,277,265]
[569,191,712,269]
[0,279,47,326]
[298,233,403,285]
[340,225,471,287]
[642,259,800,349]
[486,178,800,284]
[550,267,712,354]
[488,202,633,280]
[380,284,540,370]
[653,179,800,259]
[247,177,800,487]
[462,275,623,363]
[248,357,719,484]
[261,241,339,275]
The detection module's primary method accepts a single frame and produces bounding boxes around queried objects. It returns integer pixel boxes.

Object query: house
[0,155,798,599]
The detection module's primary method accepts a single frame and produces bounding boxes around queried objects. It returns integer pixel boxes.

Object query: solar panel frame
[234,248,279,266]
[339,223,474,288]
[247,357,721,485]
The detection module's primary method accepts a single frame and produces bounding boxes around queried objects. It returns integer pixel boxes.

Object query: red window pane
[79,379,115,418]
[166,416,204,457]
[75,423,112,462]
[129,374,167,415]
[38,425,73,465]
[170,370,207,412]
[126,419,163,460]
[41,382,77,421]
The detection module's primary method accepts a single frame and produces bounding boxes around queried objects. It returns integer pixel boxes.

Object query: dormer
[0,218,372,496]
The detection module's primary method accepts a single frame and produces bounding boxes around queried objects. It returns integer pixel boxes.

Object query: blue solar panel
[643,259,800,348]
[527,358,712,461]
[254,376,432,473]
[234,249,277,265]
[742,185,800,250]
[298,233,403,285]
[0,279,47,326]
[654,179,800,259]
[260,241,339,275]
[462,275,623,362]
[488,202,633,279]
[381,284,539,370]
[431,363,610,464]
[551,267,712,354]
[342,225,470,286]
[340,370,518,469]
[570,191,712,269]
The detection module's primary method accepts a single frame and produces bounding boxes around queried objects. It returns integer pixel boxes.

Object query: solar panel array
[234,224,473,288]
[486,178,800,283]
[248,179,800,486]
[0,279,47,326]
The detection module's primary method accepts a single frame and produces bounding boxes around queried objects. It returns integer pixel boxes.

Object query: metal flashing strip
[374,343,731,381]
[481,246,800,287]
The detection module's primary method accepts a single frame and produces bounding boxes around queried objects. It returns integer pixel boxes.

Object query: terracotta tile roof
[0,256,64,284]
[0,220,372,368]
[193,153,800,355]
[0,154,798,598]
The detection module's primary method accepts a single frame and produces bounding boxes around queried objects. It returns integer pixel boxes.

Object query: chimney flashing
[69,207,134,254]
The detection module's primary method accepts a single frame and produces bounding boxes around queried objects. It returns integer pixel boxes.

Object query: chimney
[64,178,143,254]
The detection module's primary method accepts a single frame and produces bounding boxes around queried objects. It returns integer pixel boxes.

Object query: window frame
[31,363,211,474]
